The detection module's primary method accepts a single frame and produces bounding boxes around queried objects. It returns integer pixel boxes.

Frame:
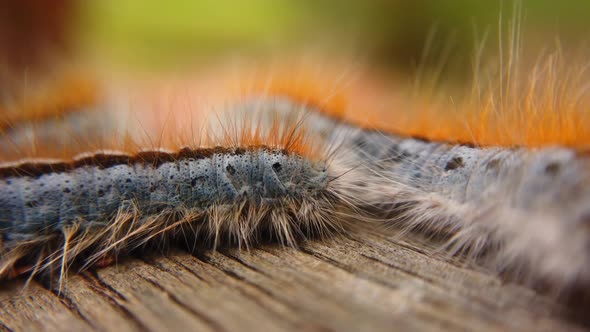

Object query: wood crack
[138,274,226,332]
[80,271,149,331]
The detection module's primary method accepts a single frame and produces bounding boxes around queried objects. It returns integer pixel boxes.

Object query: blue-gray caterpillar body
[248,97,590,290]
[0,145,342,280]
[0,148,326,240]
[290,101,590,290]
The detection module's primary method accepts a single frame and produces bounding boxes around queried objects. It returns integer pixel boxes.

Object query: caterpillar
[251,95,590,291]
[328,116,590,290]
[0,88,364,288]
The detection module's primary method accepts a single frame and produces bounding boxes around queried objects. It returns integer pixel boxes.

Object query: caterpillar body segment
[351,129,589,282]
[0,147,328,239]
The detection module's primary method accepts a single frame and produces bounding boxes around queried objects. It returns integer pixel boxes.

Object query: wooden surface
[0,226,587,332]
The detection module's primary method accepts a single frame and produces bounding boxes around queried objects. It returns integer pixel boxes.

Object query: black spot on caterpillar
[444,156,464,171]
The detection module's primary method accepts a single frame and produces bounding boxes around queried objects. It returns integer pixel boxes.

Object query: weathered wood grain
[0,226,587,332]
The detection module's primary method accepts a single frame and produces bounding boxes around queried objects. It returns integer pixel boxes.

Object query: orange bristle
[0,72,99,128]
[220,55,590,150]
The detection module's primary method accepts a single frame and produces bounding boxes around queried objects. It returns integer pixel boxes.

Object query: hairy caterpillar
[0,91,361,286]
[246,96,590,291]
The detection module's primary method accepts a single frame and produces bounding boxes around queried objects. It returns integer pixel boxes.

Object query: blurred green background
[2,1,589,81]
[76,0,590,76]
